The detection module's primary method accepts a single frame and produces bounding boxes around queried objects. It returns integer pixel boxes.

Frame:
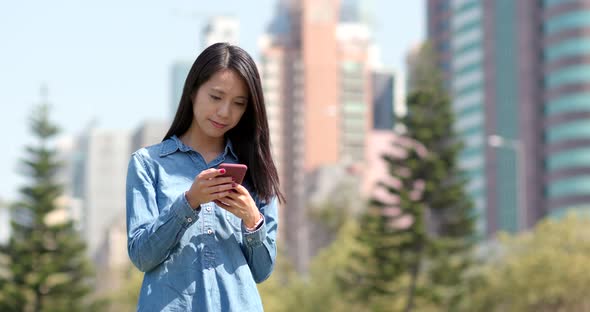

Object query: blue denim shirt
[126,135,278,311]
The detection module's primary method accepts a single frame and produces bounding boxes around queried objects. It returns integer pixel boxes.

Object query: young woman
[126,42,284,311]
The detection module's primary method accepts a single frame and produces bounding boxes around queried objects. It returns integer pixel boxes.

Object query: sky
[0,0,424,201]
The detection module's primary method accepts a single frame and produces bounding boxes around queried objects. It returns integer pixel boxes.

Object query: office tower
[170,62,192,118]
[427,0,590,237]
[337,22,373,165]
[202,16,239,48]
[364,68,400,195]
[543,1,590,219]
[258,34,287,249]
[0,199,9,245]
[260,0,373,271]
[131,119,170,152]
[371,70,396,130]
[427,0,453,87]
[76,128,131,260]
[52,135,83,228]
[259,0,309,272]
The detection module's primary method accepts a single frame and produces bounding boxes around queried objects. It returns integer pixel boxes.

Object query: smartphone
[218,163,248,184]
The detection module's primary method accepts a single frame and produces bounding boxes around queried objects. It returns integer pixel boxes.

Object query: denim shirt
[126,135,278,312]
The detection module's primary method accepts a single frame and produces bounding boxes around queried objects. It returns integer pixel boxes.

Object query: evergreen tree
[0,99,94,311]
[405,43,476,310]
[341,43,476,311]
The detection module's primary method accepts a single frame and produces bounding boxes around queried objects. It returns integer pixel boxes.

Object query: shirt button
[207,229,213,235]
[186,217,193,223]
[206,206,212,212]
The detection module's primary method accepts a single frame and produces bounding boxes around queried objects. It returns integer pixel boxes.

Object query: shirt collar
[160,135,238,160]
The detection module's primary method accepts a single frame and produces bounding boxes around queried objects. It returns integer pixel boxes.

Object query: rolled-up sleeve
[126,152,200,272]
[240,197,278,283]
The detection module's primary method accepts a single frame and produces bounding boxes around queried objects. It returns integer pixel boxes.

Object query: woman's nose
[217,102,231,117]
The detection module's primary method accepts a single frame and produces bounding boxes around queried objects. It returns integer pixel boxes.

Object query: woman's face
[191,69,248,140]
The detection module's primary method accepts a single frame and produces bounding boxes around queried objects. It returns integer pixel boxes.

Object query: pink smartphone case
[218,163,248,184]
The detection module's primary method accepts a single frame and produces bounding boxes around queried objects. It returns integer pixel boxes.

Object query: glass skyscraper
[428,0,590,237]
[544,0,590,217]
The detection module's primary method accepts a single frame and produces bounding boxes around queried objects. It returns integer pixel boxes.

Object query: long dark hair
[164,42,284,203]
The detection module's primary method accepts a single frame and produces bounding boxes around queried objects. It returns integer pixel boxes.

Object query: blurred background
[2,0,590,311]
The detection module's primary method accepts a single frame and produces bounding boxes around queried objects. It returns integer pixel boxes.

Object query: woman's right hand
[185,168,235,209]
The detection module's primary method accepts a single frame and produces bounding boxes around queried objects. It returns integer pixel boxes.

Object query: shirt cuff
[244,213,264,232]
[242,216,266,247]
[171,192,200,226]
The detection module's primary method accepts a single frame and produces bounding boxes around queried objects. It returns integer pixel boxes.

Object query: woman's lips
[210,119,227,129]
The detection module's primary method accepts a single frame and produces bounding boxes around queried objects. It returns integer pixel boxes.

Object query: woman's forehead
[204,69,248,96]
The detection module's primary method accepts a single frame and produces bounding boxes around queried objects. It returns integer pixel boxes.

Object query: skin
[182,69,261,228]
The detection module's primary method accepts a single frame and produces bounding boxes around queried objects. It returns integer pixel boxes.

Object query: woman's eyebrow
[210,87,225,94]
[210,87,247,99]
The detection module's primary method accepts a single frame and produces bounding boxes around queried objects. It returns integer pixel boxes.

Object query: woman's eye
[210,95,222,101]
[235,102,246,106]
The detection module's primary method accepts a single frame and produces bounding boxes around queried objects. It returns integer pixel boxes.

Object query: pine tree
[341,43,476,311]
[0,99,94,311]
[405,43,476,311]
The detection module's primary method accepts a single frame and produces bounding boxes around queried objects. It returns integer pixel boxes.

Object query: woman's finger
[231,184,248,195]
[218,195,240,207]
[207,182,235,195]
[198,168,226,180]
[213,199,232,209]
[202,176,234,187]
[209,191,232,203]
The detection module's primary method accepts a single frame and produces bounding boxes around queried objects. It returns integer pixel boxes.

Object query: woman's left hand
[214,184,261,228]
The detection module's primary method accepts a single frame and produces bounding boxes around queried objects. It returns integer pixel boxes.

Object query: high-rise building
[0,199,9,245]
[260,0,374,271]
[76,128,131,259]
[202,16,239,48]
[543,1,590,219]
[364,69,400,195]
[170,62,192,118]
[427,0,453,87]
[371,70,396,130]
[337,22,373,165]
[427,0,590,238]
[131,119,170,152]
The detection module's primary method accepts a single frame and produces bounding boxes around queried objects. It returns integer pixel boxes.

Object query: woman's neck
[179,130,224,157]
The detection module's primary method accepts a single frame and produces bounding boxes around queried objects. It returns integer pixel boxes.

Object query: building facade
[428,0,590,237]
[77,128,131,260]
[544,0,590,217]
[259,0,374,271]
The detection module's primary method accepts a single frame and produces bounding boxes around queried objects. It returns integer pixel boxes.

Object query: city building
[426,0,453,88]
[131,119,170,152]
[170,61,192,118]
[427,0,590,237]
[202,16,239,48]
[259,0,374,271]
[0,199,9,245]
[371,69,396,130]
[76,128,131,260]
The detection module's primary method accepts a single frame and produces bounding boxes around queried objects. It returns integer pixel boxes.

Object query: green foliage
[258,220,366,312]
[105,265,143,312]
[339,42,476,311]
[465,214,590,312]
[0,103,95,311]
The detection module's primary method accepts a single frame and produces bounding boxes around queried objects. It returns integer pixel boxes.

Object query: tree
[0,101,94,311]
[466,214,590,312]
[341,42,476,311]
[258,219,366,312]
